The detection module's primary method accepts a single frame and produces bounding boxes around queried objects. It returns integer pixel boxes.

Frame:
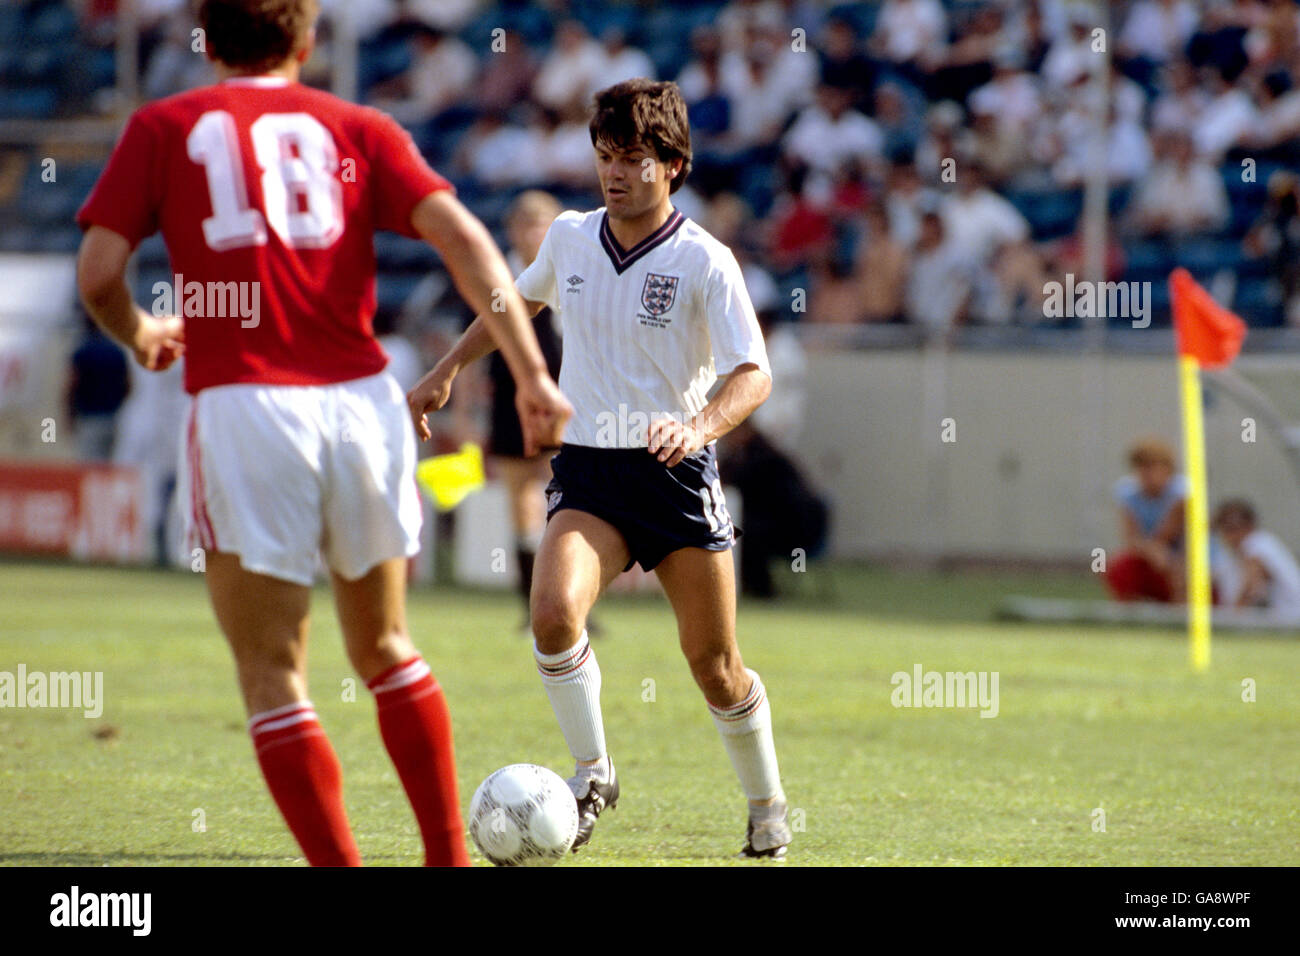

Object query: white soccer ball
[469,764,579,866]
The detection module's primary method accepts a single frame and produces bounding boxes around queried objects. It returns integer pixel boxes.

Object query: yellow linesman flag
[416,442,486,512]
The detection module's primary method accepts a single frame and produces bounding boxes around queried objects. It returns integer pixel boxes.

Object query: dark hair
[1213,498,1257,529]
[197,0,318,73]
[588,79,692,194]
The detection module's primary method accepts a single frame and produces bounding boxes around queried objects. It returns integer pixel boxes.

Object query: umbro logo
[565,274,584,292]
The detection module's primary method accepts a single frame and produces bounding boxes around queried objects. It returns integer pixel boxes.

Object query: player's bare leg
[530,509,627,654]
[332,556,417,681]
[529,509,628,848]
[206,551,360,866]
[655,546,791,858]
[497,454,551,628]
[333,557,470,867]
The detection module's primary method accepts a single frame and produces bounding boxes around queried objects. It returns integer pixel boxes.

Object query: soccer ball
[468,764,580,866]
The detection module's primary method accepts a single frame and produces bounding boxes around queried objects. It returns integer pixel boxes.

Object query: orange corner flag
[1169,267,1247,369]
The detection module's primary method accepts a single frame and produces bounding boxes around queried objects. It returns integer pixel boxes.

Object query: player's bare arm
[410,191,570,454]
[648,363,771,467]
[1236,556,1270,607]
[76,225,184,372]
[406,300,545,441]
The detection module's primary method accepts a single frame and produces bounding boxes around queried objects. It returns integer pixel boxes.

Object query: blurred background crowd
[4,0,1300,335]
[2,0,1300,601]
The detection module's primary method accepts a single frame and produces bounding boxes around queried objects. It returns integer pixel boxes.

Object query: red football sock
[368,658,470,867]
[249,701,361,867]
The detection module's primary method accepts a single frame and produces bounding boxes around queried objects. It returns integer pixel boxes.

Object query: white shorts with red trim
[179,370,421,586]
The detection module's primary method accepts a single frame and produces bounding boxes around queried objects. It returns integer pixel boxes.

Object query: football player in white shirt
[408,79,791,858]
[1213,499,1300,624]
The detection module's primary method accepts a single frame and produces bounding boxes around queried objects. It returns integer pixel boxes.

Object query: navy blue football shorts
[544,443,737,572]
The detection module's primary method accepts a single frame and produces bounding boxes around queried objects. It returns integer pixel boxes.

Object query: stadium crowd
[9,0,1294,334]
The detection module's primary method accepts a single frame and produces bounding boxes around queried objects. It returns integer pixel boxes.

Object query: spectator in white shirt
[914,99,975,185]
[1118,0,1200,66]
[905,211,976,334]
[1213,499,1300,623]
[453,111,544,187]
[1150,58,1210,133]
[1040,7,1099,91]
[1242,69,1300,155]
[369,24,478,127]
[533,20,608,111]
[589,28,657,100]
[968,49,1043,140]
[1127,129,1229,236]
[782,85,884,181]
[1052,102,1153,187]
[404,0,483,32]
[535,104,602,189]
[885,157,939,248]
[941,162,1031,266]
[871,0,948,70]
[1194,65,1260,160]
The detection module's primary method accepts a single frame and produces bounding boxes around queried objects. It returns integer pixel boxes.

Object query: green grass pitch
[1,560,1297,866]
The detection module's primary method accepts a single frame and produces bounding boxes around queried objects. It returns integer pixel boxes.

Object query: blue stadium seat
[1233,276,1284,326]
[0,86,57,119]
[135,235,170,270]
[827,2,880,37]
[573,0,637,41]
[1172,236,1243,273]
[357,35,412,95]
[1005,188,1081,241]
[374,232,437,271]
[0,225,41,252]
[29,3,77,43]
[376,272,426,312]
[0,6,22,45]
[66,47,116,94]
[19,48,58,83]
[1122,239,1175,282]
[32,226,82,253]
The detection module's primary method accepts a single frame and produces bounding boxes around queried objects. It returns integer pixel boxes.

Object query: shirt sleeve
[1112,475,1136,505]
[514,221,559,310]
[364,108,453,237]
[76,110,163,247]
[705,248,770,379]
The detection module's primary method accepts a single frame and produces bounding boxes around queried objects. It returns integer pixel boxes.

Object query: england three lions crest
[641,273,679,317]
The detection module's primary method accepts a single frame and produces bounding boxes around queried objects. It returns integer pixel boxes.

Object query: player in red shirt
[75,0,570,866]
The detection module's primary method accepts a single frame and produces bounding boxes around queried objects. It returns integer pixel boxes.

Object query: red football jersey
[77,76,452,394]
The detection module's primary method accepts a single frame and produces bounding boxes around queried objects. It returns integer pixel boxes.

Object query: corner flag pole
[1177,354,1212,672]
[1169,268,1248,673]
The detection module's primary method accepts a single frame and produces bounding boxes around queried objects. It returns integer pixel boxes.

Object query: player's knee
[235,660,301,715]
[685,649,741,702]
[530,591,585,653]
[346,627,415,682]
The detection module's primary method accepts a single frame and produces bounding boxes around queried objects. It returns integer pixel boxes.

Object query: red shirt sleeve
[363,108,453,237]
[76,109,162,247]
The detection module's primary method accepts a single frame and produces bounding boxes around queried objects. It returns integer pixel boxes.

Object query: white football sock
[709,668,784,805]
[534,631,607,769]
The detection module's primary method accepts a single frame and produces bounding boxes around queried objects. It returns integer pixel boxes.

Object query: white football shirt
[1240,529,1300,621]
[515,207,770,448]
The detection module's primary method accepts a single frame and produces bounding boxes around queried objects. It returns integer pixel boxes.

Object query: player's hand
[407,360,458,442]
[515,372,571,457]
[131,313,185,372]
[647,417,705,468]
